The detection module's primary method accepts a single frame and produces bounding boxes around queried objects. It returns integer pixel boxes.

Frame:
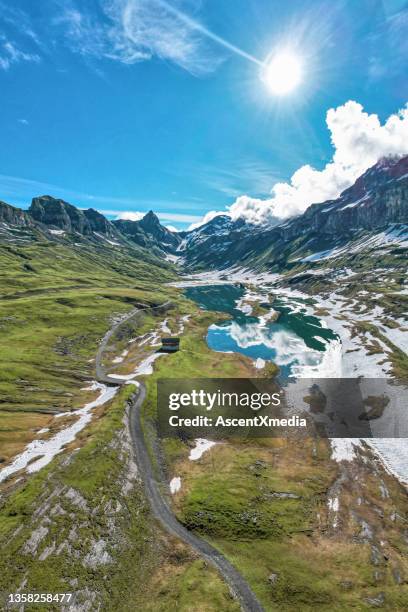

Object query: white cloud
[116,211,144,221]
[165,225,180,232]
[0,37,40,70]
[188,209,226,230]
[18,118,29,125]
[55,0,223,75]
[228,101,408,225]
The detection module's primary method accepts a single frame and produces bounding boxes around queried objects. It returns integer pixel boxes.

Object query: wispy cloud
[192,160,282,198]
[0,37,40,70]
[0,2,42,70]
[154,0,261,66]
[18,118,29,125]
[0,2,41,45]
[53,0,223,75]
[52,0,261,76]
[1,0,259,76]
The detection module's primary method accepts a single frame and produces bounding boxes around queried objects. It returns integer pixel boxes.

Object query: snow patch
[189,439,217,461]
[254,358,266,369]
[114,353,167,380]
[165,253,183,264]
[330,438,362,462]
[170,476,181,494]
[160,319,171,334]
[0,383,118,482]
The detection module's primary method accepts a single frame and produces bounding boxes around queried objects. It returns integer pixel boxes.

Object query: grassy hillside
[0,237,176,463]
[0,237,241,610]
[1,230,407,611]
[140,316,408,612]
[0,385,238,611]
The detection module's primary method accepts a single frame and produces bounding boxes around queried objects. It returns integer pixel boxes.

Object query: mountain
[0,196,182,261]
[0,196,179,284]
[29,195,119,238]
[0,201,33,227]
[1,155,407,275]
[113,210,182,254]
[180,155,408,272]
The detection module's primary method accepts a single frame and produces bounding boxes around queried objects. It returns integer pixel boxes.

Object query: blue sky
[0,0,407,229]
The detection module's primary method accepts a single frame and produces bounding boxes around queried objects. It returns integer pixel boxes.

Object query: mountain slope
[2,156,407,275]
[113,210,182,255]
[0,196,180,272]
[180,156,408,272]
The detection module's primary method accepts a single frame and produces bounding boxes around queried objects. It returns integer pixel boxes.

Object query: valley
[0,155,407,610]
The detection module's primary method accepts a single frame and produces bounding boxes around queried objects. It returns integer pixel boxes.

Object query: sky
[0,0,407,230]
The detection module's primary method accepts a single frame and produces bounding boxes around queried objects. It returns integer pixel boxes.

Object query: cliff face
[83,208,118,237]
[0,201,32,226]
[29,196,91,234]
[28,196,118,237]
[285,156,408,240]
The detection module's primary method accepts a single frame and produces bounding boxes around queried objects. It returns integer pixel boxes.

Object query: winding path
[96,305,264,612]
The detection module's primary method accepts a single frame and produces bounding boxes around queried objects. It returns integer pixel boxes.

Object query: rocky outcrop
[113,211,182,253]
[83,208,118,237]
[284,155,408,240]
[28,196,118,237]
[0,201,32,226]
[29,196,92,234]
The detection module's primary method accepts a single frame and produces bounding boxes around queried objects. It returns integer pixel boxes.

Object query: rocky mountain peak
[27,196,121,237]
[139,210,161,231]
[29,195,91,234]
[339,155,408,204]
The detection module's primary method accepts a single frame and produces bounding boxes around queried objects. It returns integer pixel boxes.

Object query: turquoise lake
[185,284,338,378]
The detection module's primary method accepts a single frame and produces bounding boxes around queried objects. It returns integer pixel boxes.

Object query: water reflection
[186,284,339,379]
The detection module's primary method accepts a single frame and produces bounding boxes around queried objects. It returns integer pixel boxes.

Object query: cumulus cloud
[228,101,408,225]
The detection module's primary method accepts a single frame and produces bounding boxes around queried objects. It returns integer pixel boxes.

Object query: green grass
[178,444,314,539]
[167,434,408,611]
[1,231,408,611]
[0,386,237,611]
[0,236,242,610]
[0,236,181,460]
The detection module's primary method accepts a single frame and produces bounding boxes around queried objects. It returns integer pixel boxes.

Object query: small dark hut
[161,337,180,353]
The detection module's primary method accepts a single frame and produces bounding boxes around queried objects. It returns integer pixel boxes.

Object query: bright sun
[262,51,302,95]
